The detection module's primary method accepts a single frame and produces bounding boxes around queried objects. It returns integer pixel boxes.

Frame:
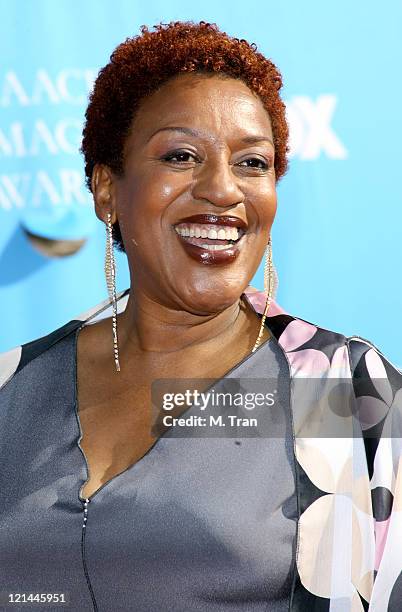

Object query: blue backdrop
[1,0,401,367]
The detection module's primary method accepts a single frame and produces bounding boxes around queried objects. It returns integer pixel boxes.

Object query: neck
[117,287,245,356]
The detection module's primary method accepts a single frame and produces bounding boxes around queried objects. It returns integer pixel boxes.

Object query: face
[99,73,277,315]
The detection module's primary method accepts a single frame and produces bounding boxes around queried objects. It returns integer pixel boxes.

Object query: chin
[180,285,244,315]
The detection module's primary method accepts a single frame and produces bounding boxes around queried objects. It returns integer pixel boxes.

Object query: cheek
[253,184,277,225]
[118,170,185,219]
[115,172,187,251]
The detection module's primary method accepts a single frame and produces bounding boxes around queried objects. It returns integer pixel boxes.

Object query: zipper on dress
[81,497,99,611]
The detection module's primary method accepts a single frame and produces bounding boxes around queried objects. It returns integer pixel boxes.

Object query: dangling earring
[105,212,120,372]
[251,236,274,353]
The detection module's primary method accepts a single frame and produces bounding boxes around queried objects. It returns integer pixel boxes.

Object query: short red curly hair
[81,20,289,252]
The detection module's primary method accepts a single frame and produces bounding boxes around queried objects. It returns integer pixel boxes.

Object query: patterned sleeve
[347,335,402,611]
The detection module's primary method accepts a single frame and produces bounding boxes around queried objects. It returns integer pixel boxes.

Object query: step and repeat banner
[1,0,401,366]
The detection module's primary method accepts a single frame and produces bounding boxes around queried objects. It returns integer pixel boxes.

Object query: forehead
[131,73,273,139]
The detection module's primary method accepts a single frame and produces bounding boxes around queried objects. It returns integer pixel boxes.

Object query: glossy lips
[174,213,247,230]
[173,214,247,265]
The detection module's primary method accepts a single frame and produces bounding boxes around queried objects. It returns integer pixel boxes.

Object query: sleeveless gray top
[0,326,296,611]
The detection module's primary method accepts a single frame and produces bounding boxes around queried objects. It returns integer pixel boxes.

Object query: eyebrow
[147,126,274,147]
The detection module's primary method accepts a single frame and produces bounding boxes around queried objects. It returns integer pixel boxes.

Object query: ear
[91,164,117,224]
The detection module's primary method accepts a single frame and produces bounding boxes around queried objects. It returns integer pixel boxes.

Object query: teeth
[200,244,232,251]
[174,224,240,240]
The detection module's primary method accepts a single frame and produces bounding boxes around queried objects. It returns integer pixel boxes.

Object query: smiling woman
[1,20,401,612]
[93,71,278,320]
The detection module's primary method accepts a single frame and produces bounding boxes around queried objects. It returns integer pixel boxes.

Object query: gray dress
[0,324,296,611]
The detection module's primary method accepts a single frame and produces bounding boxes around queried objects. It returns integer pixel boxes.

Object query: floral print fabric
[244,286,402,611]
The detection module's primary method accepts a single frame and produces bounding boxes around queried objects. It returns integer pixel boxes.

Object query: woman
[1,21,401,612]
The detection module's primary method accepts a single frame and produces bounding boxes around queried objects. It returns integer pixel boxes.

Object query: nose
[191,155,244,209]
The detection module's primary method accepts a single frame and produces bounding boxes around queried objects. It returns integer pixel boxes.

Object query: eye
[161,150,199,164]
[237,157,270,171]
